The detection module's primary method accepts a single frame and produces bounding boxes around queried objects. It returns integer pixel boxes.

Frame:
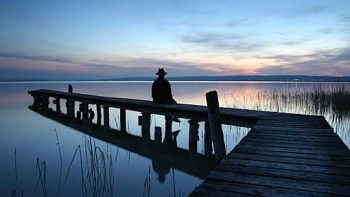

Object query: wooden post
[206,91,226,160]
[55,97,61,113]
[188,120,199,155]
[96,104,101,126]
[70,100,75,118]
[141,112,151,140]
[164,116,172,145]
[120,108,126,133]
[154,126,162,145]
[204,121,213,157]
[40,95,49,110]
[67,85,74,119]
[32,94,40,107]
[103,105,109,127]
[81,103,89,121]
[68,85,73,93]
[189,120,199,146]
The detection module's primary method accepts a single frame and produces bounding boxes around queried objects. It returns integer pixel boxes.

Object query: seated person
[152,68,180,122]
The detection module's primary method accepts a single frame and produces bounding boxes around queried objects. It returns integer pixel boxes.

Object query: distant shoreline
[1,75,350,82]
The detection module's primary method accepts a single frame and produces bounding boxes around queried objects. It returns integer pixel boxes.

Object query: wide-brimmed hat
[156,68,167,76]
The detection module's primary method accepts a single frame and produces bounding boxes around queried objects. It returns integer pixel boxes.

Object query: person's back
[152,68,180,122]
[152,77,173,103]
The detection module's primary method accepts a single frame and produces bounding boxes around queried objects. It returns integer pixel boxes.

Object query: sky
[0,0,350,80]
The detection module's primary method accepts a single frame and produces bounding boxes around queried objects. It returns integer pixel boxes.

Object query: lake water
[1,81,349,196]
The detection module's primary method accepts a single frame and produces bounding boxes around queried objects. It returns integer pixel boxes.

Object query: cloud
[0,50,243,80]
[0,51,73,63]
[182,32,260,52]
[257,47,350,76]
[279,38,310,46]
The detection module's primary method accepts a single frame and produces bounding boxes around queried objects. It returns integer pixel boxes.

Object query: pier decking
[191,114,350,196]
[28,89,350,196]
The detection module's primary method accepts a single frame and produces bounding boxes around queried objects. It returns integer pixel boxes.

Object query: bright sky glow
[0,0,349,80]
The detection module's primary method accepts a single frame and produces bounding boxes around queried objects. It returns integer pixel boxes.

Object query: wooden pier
[28,88,350,196]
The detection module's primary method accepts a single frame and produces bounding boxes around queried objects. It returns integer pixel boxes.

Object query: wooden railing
[28,86,262,160]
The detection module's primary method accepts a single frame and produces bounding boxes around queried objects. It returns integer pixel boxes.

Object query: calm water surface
[1,81,349,196]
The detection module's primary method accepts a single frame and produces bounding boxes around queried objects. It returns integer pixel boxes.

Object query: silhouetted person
[152,68,175,104]
[152,68,180,122]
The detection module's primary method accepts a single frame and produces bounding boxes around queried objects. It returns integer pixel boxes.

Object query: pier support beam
[120,108,126,133]
[206,91,226,160]
[141,112,151,140]
[103,106,109,127]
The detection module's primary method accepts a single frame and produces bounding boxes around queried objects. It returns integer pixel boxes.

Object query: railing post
[103,105,109,127]
[81,102,89,121]
[188,120,199,156]
[154,126,162,146]
[120,108,126,133]
[206,91,226,160]
[204,121,213,157]
[40,95,49,110]
[164,116,172,145]
[68,100,75,119]
[32,94,40,108]
[54,97,61,113]
[67,85,74,119]
[68,84,73,93]
[141,112,151,140]
[96,104,102,126]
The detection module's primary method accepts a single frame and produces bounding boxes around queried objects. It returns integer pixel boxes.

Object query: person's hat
[156,68,167,76]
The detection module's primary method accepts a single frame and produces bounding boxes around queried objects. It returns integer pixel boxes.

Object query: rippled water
[1,81,349,196]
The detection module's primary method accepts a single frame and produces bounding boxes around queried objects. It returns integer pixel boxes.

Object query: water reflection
[29,105,216,181]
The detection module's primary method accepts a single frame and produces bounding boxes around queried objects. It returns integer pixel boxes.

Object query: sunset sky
[1,0,349,80]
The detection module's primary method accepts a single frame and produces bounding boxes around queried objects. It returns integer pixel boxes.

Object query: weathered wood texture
[206,91,226,160]
[191,114,350,196]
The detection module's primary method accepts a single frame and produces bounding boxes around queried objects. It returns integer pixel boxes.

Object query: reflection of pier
[28,87,350,196]
[29,106,215,180]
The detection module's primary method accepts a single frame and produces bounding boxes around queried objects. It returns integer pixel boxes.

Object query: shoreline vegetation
[2,75,350,82]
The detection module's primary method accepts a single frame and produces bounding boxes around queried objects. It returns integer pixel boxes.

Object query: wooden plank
[227,152,350,169]
[250,129,338,138]
[222,158,350,176]
[233,144,350,160]
[215,162,350,185]
[242,137,347,149]
[247,132,342,142]
[236,143,350,157]
[191,186,254,197]
[234,147,350,162]
[238,141,350,156]
[253,125,334,131]
[246,133,342,144]
[191,180,332,197]
[253,125,333,131]
[207,170,350,195]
